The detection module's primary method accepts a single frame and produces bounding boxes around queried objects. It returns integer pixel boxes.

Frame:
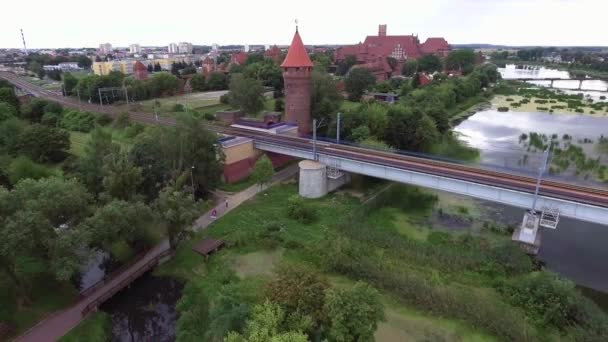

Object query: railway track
[3,71,608,209]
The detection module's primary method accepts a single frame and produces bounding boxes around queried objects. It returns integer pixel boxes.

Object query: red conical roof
[281,29,313,68]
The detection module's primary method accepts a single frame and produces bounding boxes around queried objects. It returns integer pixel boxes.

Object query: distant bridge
[509,77,608,92]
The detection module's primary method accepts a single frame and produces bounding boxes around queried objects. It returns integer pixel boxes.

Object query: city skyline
[1,0,606,49]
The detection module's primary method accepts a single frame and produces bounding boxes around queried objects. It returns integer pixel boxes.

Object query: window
[391,44,405,60]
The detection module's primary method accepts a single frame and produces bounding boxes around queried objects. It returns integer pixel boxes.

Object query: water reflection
[100,273,183,342]
[454,109,608,184]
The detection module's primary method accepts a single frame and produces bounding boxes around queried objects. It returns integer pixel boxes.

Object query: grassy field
[155,183,512,341]
[69,126,136,158]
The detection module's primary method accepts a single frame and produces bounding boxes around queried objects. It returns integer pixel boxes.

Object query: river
[451,65,608,294]
[499,64,608,93]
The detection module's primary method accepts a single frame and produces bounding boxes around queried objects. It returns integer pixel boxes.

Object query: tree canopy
[345,68,376,101]
[228,74,265,115]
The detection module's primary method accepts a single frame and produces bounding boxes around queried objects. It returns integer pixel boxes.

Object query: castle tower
[281,27,314,135]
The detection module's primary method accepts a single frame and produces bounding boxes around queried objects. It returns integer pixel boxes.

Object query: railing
[79,248,152,298]
[81,248,174,317]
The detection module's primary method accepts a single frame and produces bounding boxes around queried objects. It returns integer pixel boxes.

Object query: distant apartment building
[129,44,141,54]
[98,43,113,55]
[168,43,178,54]
[178,42,193,54]
[92,56,197,76]
[43,62,82,71]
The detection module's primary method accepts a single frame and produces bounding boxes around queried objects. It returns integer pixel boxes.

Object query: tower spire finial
[295,18,299,32]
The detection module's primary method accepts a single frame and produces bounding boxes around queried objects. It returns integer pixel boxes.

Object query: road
[2,71,608,209]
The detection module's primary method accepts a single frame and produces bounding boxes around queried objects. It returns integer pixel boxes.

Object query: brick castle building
[281,27,314,135]
[335,25,450,80]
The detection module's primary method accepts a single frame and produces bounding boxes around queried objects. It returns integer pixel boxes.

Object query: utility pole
[20,29,28,56]
[98,88,103,107]
[190,166,195,200]
[531,149,550,213]
[123,86,129,105]
[336,112,341,145]
[312,119,317,161]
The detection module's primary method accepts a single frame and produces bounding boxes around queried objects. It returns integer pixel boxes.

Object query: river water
[499,64,608,92]
[450,66,608,293]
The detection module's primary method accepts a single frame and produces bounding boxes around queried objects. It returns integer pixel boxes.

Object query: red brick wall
[223,152,294,183]
[283,67,312,135]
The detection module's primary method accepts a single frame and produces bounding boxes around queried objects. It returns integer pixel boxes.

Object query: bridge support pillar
[298,160,350,199]
[550,80,554,88]
[579,79,583,90]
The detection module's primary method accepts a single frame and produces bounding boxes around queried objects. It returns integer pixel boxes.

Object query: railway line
[2,71,608,209]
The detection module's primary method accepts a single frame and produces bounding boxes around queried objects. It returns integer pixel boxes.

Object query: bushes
[536,106,549,111]
[8,156,55,185]
[534,99,548,104]
[220,93,230,104]
[61,110,98,132]
[497,106,509,112]
[496,271,608,339]
[172,103,185,112]
[286,195,317,224]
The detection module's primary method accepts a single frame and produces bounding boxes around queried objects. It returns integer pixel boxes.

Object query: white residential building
[98,43,113,55]
[168,43,178,54]
[178,42,193,54]
[129,44,141,54]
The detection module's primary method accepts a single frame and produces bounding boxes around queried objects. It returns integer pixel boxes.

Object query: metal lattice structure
[327,160,343,179]
[540,206,560,229]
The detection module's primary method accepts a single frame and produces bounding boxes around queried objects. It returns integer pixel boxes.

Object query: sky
[1,0,607,49]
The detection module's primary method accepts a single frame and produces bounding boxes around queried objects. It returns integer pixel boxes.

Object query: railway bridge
[508,77,608,92]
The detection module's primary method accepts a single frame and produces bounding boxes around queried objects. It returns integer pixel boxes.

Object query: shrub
[96,114,113,126]
[0,102,17,121]
[575,108,584,113]
[172,103,185,112]
[505,98,514,101]
[220,93,230,104]
[203,112,215,121]
[124,123,145,138]
[41,111,62,126]
[43,102,63,114]
[61,110,98,132]
[534,99,548,104]
[113,112,131,129]
[497,106,509,112]
[286,195,317,224]
[536,107,549,111]
[600,96,606,100]
[8,156,55,185]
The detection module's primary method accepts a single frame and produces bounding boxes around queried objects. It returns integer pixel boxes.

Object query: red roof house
[265,45,282,63]
[231,52,248,65]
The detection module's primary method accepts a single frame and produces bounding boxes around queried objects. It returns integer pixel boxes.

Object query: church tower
[281,27,314,135]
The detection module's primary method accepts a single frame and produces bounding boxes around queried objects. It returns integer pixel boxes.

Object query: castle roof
[420,37,450,54]
[281,29,313,68]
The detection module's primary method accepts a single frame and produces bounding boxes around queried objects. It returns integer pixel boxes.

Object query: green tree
[274,98,284,112]
[225,301,308,342]
[402,59,419,76]
[384,105,439,152]
[0,118,25,154]
[83,200,154,251]
[8,156,54,185]
[156,187,199,249]
[207,72,228,90]
[351,125,370,142]
[149,72,180,97]
[417,54,443,73]
[324,282,385,342]
[251,155,274,189]
[336,55,357,76]
[0,178,92,301]
[445,49,477,73]
[228,74,265,115]
[345,68,376,101]
[62,72,78,96]
[190,74,206,92]
[77,128,120,196]
[29,61,45,79]
[204,282,254,341]
[102,150,143,201]
[265,264,329,329]
[311,70,342,124]
[0,87,20,111]
[21,98,52,122]
[15,124,70,162]
[0,102,18,122]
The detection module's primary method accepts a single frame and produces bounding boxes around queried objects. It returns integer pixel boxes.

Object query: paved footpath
[15,164,299,342]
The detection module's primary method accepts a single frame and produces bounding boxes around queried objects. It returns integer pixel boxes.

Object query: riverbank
[155,181,608,340]
[493,94,608,115]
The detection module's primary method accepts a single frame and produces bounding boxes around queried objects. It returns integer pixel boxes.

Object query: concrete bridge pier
[298,160,350,198]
